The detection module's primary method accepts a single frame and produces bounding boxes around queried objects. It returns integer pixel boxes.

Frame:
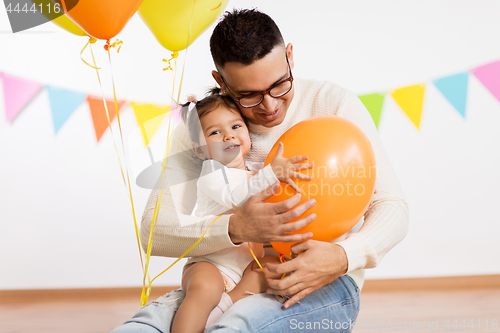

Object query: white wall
[1,0,499,290]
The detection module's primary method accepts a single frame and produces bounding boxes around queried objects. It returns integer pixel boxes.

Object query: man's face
[213,44,295,128]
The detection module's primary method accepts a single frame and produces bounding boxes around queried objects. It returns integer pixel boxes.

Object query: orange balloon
[264,116,376,256]
[60,0,144,40]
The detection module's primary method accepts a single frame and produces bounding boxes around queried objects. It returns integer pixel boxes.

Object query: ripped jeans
[109,275,360,333]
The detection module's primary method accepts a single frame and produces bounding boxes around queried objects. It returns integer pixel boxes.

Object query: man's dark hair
[210,8,284,68]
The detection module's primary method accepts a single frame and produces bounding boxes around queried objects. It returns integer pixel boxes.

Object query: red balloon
[264,116,376,256]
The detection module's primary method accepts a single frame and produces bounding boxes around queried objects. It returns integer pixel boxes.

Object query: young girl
[171,89,313,333]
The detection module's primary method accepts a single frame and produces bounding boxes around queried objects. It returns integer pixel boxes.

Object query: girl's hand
[270,142,314,192]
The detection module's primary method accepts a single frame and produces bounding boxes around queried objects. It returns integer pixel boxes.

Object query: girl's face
[196,105,251,170]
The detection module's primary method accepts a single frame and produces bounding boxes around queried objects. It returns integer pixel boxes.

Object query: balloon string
[208,1,222,11]
[141,0,198,305]
[171,0,195,108]
[81,37,101,69]
[140,197,160,305]
[141,55,180,305]
[140,136,171,304]
[88,42,127,190]
[88,42,145,275]
[248,245,288,280]
[88,43,145,270]
[248,243,269,277]
[106,47,145,273]
[140,215,226,306]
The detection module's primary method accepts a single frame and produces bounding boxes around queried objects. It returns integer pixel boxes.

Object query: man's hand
[265,240,348,309]
[270,142,313,193]
[228,182,317,244]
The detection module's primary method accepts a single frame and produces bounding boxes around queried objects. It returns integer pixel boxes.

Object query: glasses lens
[270,80,292,98]
[239,95,263,108]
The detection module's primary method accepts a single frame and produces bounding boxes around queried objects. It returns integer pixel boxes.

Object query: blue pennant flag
[46,86,87,133]
[433,73,469,118]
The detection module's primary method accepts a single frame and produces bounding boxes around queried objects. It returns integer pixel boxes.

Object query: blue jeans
[109,275,359,333]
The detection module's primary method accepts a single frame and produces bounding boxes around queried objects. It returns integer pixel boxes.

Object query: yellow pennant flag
[131,102,171,147]
[390,84,426,129]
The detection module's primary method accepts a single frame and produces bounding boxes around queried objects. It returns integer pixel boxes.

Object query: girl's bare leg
[228,256,282,303]
[171,262,225,333]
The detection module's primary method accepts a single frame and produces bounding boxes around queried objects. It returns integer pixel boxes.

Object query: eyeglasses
[220,56,293,108]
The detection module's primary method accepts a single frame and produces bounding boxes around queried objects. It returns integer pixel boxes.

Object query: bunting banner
[358,93,385,128]
[2,58,500,140]
[390,84,426,130]
[46,85,87,133]
[471,60,500,103]
[433,73,469,118]
[87,96,126,142]
[170,105,183,126]
[0,72,42,123]
[130,102,171,147]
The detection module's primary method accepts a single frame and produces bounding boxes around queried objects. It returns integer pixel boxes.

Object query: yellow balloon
[138,0,229,52]
[51,14,88,37]
[31,0,87,36]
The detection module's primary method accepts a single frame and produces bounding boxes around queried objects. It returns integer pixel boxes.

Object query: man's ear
[286,43,295,70]
[191,142,206,160]
[212,70,224,88]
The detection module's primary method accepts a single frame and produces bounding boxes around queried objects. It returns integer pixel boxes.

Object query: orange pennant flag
[390,84,426,129]
[87,96,126,142]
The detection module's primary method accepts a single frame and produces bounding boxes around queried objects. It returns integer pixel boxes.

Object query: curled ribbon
[105,39,123,53]
[163,51,179,71]
[278,254,288,279]
[247,245,287,280]
[80,37,101,69]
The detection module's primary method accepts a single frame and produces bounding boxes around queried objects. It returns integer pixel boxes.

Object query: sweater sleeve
[140,123,239,258]
[197,161,278,211]
[332,88,410,273]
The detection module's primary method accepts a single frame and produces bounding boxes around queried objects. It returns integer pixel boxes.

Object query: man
[111,8,408,333]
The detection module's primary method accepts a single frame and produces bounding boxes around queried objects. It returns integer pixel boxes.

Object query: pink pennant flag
[471,60,500,103]
[170,105,183,125]
[1,73,42,122]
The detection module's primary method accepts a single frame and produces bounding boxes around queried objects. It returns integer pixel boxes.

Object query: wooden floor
[355,288,500,332]
[1,278,499,333]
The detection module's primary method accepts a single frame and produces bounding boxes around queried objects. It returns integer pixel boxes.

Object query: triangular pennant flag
[358,93,385,128]
[87,96,126,142]
[471,60,500,103]
[130,102,171,147]
[170,105,182,126]
[0,73,42,123]
[390,84,426,129]
[46,86,87,133]
[433,73,469,118]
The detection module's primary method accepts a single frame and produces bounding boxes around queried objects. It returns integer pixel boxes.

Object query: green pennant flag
[358,93,385,128]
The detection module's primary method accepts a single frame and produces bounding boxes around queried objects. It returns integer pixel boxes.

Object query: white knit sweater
[141,78,409,290]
